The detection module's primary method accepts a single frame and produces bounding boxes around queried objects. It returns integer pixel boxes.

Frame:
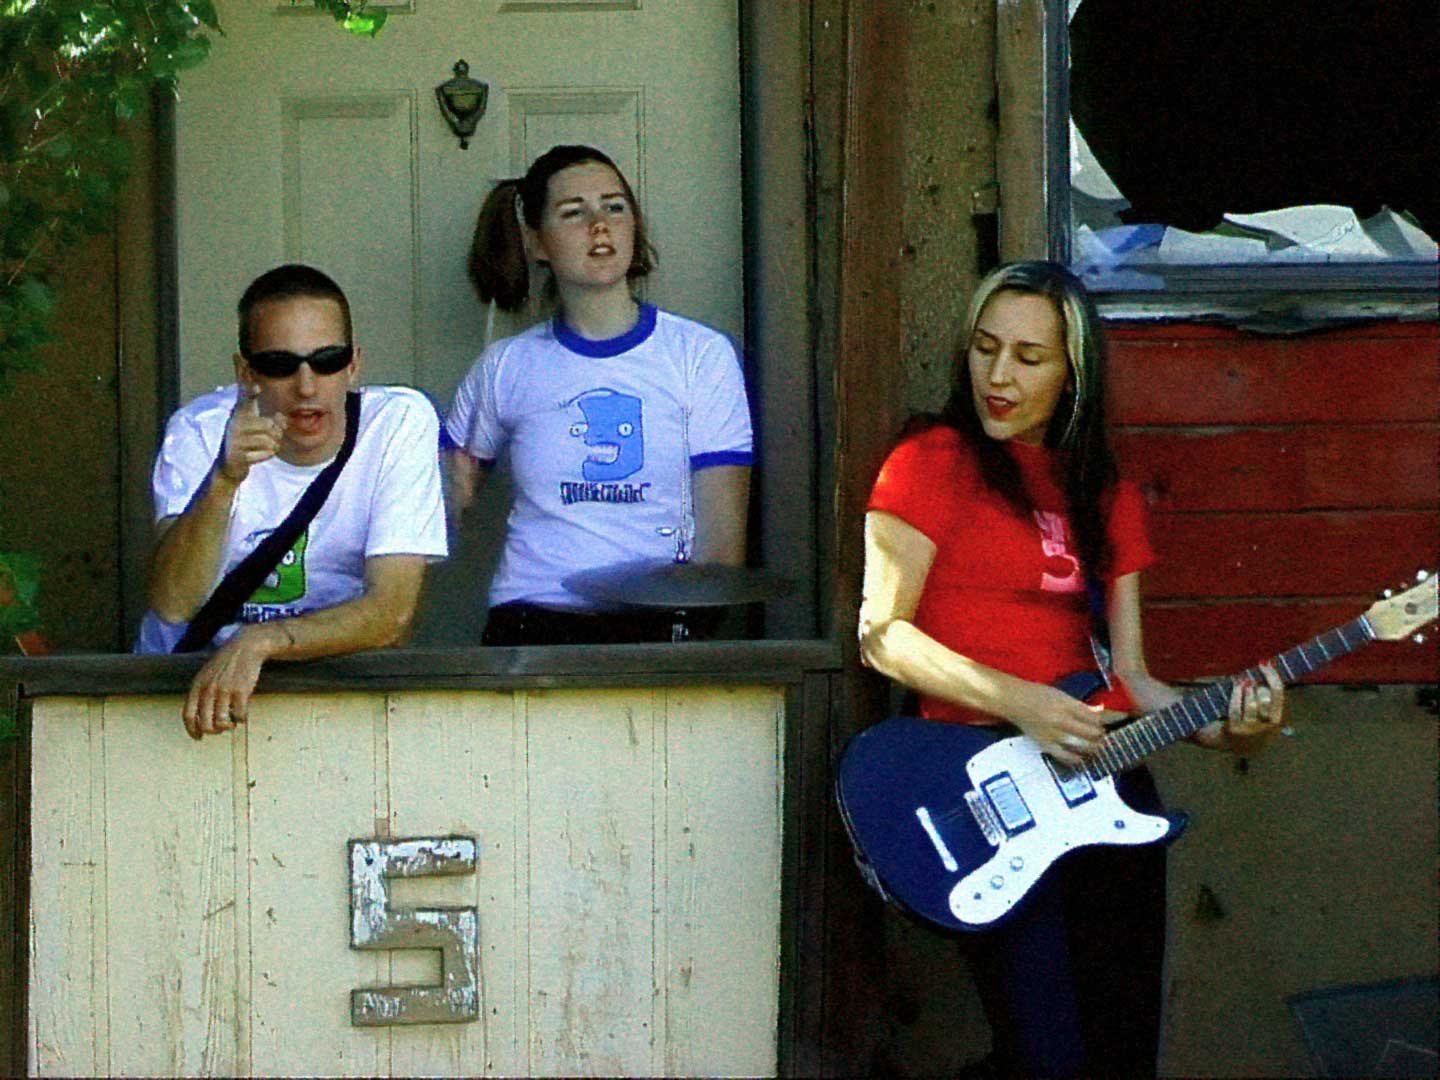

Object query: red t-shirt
[867,425,1157,725]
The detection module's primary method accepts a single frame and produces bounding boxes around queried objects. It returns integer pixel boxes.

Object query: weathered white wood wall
[29,686,784,1077]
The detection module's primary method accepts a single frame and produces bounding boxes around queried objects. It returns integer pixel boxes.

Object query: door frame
[123,1,824,643]
[117,4,910,1073]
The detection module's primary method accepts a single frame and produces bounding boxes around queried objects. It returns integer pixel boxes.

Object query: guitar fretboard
[1081,615,1377,780]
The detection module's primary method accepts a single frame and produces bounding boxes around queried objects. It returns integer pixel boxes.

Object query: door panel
[282,94,421,390]
[176,1,743,405]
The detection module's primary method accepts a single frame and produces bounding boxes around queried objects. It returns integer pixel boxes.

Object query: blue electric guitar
[836,572,1437,933]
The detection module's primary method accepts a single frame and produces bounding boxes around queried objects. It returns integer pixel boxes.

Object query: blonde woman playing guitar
[854,261,1287,1079]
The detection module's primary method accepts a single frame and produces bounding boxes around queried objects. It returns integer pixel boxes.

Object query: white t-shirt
[135,384,448,654]
[445,304,753,609]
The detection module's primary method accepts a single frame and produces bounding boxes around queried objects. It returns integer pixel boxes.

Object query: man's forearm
[147,468,241,621]
[180,556,427,739]
[234,555,428,663]
[246,592,414,662]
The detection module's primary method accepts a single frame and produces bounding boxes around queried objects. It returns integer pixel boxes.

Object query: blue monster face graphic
[569,389,644,481]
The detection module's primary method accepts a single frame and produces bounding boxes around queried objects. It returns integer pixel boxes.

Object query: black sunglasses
[242,343,354,379]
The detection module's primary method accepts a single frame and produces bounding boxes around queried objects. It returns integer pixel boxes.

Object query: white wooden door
[174,0,743,405]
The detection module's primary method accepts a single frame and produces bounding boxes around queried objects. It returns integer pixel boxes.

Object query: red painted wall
[1109,320,1439,683]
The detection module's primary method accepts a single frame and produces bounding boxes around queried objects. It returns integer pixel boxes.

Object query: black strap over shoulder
[173,391,362,654]
[1085,571,1114,678]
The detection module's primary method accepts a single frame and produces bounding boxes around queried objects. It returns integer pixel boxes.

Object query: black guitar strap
[1085,572,1114,686]
[173,390,362,654]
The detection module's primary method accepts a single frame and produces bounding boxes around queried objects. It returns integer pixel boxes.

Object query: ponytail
[467,145,657,313]
[469,179,530,311]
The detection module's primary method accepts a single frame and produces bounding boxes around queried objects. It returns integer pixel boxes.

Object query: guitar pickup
[1045,757,1097,808]
[980,772,1035,837]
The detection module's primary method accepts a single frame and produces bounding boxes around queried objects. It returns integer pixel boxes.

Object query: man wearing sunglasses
[136,264,448,740]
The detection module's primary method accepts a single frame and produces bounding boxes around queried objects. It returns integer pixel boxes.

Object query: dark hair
[237,264,352,356]
[938,260,1118,576]
[469,144,656,310]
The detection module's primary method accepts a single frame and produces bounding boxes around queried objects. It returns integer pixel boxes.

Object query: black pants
[481,601,720,646]
[960,766,1169,1079]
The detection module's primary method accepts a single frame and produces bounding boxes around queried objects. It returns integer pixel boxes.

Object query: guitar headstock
[1365,570,1438,642]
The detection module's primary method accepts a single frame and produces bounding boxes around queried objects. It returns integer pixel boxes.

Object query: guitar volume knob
[1009,857,1024,871]
[990,875,1005,890]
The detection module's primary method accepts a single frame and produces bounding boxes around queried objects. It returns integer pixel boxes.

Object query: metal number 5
[348,836,479,1026]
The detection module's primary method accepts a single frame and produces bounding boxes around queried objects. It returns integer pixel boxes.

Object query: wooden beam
[826,2,912,1074]
[116,94,168,647]
[1147,511,1440,600]
[1110,324,1440,426]
[833,0,912,645]
[0,708,30,1077]
[996,0,1051,260]
[777,672,839,1077]
[1146,598,1438,683]
[1117,425,1440,512]
[0,641,842,701]
[743,0,821,641]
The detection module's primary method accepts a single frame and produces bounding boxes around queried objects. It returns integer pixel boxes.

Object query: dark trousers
[481,601,719,646]
[960,767,1169,1079]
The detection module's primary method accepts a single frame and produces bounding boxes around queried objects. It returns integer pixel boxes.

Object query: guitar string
[899,616,1386,844]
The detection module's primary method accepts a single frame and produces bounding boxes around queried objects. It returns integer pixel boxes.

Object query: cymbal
[563,560,796,608]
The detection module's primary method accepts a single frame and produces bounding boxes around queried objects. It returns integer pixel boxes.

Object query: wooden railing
[1,641,841,1078]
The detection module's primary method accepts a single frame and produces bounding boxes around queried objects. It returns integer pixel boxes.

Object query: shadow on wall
[411,464,512,647]
[1289,975,1438,1078]
[1152,684,1438,1077]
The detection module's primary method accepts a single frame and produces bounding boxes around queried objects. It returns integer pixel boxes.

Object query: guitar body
[836,571,1439,933]
[836,689,1187,933]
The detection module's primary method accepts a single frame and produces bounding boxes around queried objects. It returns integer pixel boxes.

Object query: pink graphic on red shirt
[1033,510,1082,592]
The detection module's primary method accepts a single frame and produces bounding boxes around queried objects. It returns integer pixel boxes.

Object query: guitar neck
[1085,614,1378,779]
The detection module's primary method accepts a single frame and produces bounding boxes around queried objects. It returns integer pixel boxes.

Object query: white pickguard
[950,734,1171,927]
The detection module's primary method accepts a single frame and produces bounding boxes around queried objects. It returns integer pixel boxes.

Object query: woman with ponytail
[858,261,1287,1076]
[446,145,753,645]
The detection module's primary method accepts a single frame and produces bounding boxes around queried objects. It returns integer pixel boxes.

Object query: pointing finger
[236,384,262,414]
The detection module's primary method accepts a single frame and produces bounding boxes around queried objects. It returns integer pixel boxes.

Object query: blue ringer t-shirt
[446,304,753,609]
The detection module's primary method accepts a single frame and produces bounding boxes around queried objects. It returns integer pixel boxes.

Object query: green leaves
[40,133,74,161]
[166,35,212,74]
[0,552,42,640]
[1,2,214,386]
[0,1,385,385]
[0,273,56,388]
[341,11,386,37]
[310,1,389,38]
[16,275,54,317]
[0,550,35,737]
[113,78,148,120]
[185,0,222,31]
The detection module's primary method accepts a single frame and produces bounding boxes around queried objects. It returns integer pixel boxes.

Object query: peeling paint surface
[349,837,481,1027]
[28,686,784,1076]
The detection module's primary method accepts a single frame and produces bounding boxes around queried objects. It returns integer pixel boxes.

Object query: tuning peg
[1415,633,1427,644]
[1382,588,1394,598]
[1418,569,1431,582]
